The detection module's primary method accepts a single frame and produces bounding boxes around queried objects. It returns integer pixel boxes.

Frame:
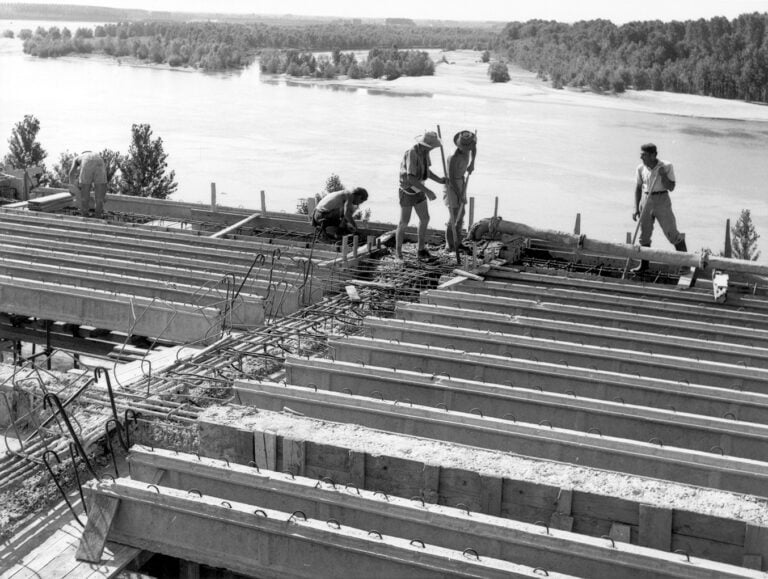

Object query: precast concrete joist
[80,479,536,579]
[234,380,768,497]
[441,280,768,331]
[0,275,225,343]
[125,447,756,579]
[284,357,768,462]
[395,302,768,367]
[361,317,768,391]
[484,268,768,313]
[0,256,265,317]
[0,208,340,260]
[421,290,768,348]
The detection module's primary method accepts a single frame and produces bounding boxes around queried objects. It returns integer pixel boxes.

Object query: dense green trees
[119,124,177,199]
[261,47,435,80]
[731,209,761,261]
[21,20,496,72]
[3,115,47,172]
[498,13,768,102]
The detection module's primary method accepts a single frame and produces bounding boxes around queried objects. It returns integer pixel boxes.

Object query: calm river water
[1,20,767,258]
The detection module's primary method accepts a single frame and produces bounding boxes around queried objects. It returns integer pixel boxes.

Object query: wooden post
[306,197,317,223]
[353,236,359,258]
[260,190,266,215]
[210,183,217,212]
[468,197,475,228]
[493,196,499,219]
[724,218,732,258]
[574,213,581,235]
[341,235,349,266]
[626,232,632,244]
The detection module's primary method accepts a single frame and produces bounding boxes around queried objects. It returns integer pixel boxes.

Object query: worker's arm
[466,145,477,175]
[632,182,642,221]
[658,163,675,192]
[68,159,80,184]
[405,173,438,200]
[342,197,357,231]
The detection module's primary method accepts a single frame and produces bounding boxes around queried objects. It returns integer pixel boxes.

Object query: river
[1,19,767,259]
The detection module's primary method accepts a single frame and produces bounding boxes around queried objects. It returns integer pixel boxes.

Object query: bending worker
[311,187,369,240]
[631,142,687,273]
[69,151,108,218]
[396,131,446,261]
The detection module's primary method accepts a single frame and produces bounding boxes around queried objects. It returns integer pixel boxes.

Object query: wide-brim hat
[416,131,442,149]
[454,130,477,148]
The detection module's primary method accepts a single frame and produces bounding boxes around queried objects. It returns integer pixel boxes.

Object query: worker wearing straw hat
[444,130,477,252]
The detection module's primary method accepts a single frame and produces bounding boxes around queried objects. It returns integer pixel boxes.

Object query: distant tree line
[498,13,768,102]
[20,20,496,71]
[260,47,435,80]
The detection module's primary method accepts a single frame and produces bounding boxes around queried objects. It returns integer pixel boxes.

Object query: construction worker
[631,143,686,273]
[396,131,446,260]
[69,151,108,218]
[311,187,368,240]
[444,130,477,252]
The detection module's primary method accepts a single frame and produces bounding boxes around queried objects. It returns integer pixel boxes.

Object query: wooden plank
[347,450,366,488]
[253,430,277,471]
[479,474,503,517]
[421,464,441,504]
[639,504,673,551]
[75,495,120,563]
[609,522,632,544]
[743,523,768,569]
[282,439,306,476]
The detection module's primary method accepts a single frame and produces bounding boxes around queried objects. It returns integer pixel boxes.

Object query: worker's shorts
[399,188,426,207]
[77,155,107,186]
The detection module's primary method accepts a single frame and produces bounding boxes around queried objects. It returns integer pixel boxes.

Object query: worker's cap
[416,131,442,149]
[454,130,477,148]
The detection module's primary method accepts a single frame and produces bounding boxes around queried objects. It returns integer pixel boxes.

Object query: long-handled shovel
[436,125,462,263]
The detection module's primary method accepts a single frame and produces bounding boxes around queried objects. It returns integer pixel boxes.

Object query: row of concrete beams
[445,278,768,332]
[485,219,768,276]
[234,379,768,497]
[329,333,768,418]
[0,208,340,259]
[79,478,533,579]
[485,268,768,313]
[0,256,264,324]
[285,355,768,462]
[396,301,768,367]
[0,275,223,344]
[361,317,768,392]
[422,289,768,348]
[197,404,768,570]
[122,447,754,579]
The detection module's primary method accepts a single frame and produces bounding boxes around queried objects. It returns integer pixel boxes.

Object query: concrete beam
[0,275,222,343]
[328,335,768,414]
[234,380,768,497]
[285,356,768,462]
[395,302,768,367]
[439,280,768,331]
[421,290,768,349]
[362,317,768,391]
[125,448,755,579]
[82,479,532,578]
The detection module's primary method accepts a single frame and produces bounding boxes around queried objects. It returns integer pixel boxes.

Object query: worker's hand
[467,163,475,175]
[425,189,437,201]
[632,209,640,221]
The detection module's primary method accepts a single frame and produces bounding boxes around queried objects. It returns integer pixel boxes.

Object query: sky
[10,0,768,24]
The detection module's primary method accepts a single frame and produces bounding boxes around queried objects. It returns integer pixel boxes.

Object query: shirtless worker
[444,130,477,252]
[69,151,108,218]
[311,187,369,240]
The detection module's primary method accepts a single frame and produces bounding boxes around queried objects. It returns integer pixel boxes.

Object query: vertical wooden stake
[353,236,359,258]
[341,235,349,266]
[493,196,499,219]
[724,218,732,258]
[260,190,266,215]
[210,182,217,212]
[626,232,632,244]
[468,197,475,228]
[574,213,581,235]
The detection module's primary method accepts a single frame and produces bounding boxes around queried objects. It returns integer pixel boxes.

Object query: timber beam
[233,380,768,497]
[361,317,768,391]
[421,290,768,348]
[125,447,756,579]
[79,479,532,578]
